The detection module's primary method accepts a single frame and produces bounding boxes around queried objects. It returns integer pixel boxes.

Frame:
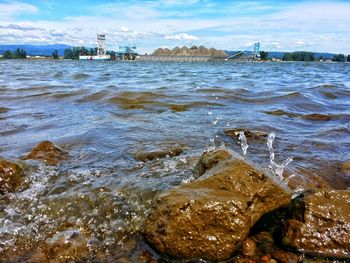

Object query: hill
[0,44,71,56]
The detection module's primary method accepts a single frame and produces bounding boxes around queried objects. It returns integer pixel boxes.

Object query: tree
[259,51,268,60]
[283,51,315,61]
[13,48,26,59]
[347,55,350,62]
[332,54,345,62]
[64,48,73,59]
[52,49,59,59]
[2,50,13,59]
[63,46,89,59]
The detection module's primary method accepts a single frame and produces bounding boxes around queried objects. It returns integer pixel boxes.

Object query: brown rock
[43,229,89,262]
[21,141,67,165]
[224,128,268,142]
[252,232,276,254]
[0,160,23,194]
[193,149,232,177]
[134,146,183,162]
[281,190,350,259]
[342,161,350,177]
[271,250,300,263]
[143,150,291,261]
[241,238,257,257]
[302,113,332,121]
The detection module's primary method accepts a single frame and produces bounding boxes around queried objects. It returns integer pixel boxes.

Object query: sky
[0,0,350,54]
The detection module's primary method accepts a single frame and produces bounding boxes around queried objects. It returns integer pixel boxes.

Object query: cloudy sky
[0,0,350,54]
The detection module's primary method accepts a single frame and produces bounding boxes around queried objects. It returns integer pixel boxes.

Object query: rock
[342,161,350,177]
[21,141,67,165]
[284,168,332,192]
[143,150,291,261]
[134,145,183,162]
[252,232,276,254]
[281,189,350,259]
[224,128,268,142]
[261,254,272,263]
[0,160,23,194]
[193,149,232,177]
[271,250,300,263]
[302,113,332,121]
[0,107,9,114]
[43,229,89,262]
[241,238,257,257]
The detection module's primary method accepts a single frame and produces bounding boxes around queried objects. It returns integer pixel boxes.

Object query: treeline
[282,51,350,62]
[283,52,315,61]
[332,54,350,62]
[1,48,27,59]
[63,46,116,59]
[63,46,90,59]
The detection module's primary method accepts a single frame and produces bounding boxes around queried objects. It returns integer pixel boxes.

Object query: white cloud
[120,26,128,32]
[164,33,198,41]
[0,1,38,18]
[162,0,199,6]
[0,1,350,54]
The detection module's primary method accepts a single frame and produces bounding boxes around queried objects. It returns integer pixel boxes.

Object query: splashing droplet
[267,132,293,181]
[235,131,249,155]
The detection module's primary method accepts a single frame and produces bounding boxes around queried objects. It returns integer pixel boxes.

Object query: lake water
[0,60,349,262]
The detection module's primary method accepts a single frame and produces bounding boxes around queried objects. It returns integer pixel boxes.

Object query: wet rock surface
[21,141,68,165]
[143,150,291,261]
[193,149,232,177]
[135,145,184,162]
[0,159,23,194]
[224,128,268,142]
[234,231,302,263]
[281,189,350,259]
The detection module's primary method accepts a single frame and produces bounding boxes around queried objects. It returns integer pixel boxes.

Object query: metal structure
[253,42,260,57]
[97,34,107,56]
[116,45,138,60]
[225,42,261,61]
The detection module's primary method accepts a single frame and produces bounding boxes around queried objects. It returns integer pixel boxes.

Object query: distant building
[79,34,110,61]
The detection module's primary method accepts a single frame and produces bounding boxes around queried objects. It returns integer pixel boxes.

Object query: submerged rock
[143,150,291,261]
[0,159,23,194]
[21,141,68,165]
[224,128,268,142]
[134,146,183,162]
[281,189,350,259]
[34,229,90,263]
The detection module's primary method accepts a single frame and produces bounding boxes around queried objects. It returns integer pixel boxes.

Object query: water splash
[235,131,249,155]
[211,116,221,125]
[267,132,293,181]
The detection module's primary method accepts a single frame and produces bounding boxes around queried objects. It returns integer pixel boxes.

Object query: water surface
[0,60,349,262]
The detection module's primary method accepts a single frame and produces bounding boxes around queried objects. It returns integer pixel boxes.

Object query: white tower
[97,34,107,56]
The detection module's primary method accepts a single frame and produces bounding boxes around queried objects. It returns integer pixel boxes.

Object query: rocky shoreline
[1,138,349,262]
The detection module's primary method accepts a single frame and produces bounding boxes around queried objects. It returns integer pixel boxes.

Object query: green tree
[332,54,345,62]
[259,51,268,60]
[283,51,315,61]
[347,54,350,62]
[63,46,89,59]
[52,49,59,59]
[2,50,13,59]
[14,48,26,59]
[64,48,73,59]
